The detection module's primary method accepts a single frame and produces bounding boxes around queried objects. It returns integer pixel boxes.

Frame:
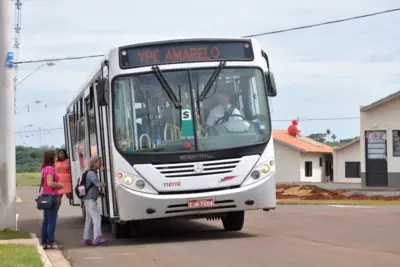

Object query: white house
[359,90,400,187]
[333,137,361,183]
[273,130,333,183]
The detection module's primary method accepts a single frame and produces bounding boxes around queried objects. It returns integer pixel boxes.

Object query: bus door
[63,113,80,206]
[93,83,116,219]
[86,92,109,218]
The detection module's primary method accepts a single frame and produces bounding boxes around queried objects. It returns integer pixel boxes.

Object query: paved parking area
[17,187,400,267]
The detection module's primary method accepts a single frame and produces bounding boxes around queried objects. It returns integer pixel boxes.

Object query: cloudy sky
[14,0,400,147]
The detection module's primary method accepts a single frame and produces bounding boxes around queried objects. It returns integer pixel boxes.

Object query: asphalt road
[17,187,400,267]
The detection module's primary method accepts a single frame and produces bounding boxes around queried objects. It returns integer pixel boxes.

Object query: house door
[365,131,388,187]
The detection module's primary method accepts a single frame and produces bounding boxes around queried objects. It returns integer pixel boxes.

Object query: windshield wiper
[199,61,226,101]
[152,65,182,109]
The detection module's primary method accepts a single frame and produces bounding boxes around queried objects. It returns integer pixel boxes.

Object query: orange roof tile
[272,130,333,153]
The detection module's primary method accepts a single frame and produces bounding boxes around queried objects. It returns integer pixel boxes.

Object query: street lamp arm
[16,63,46,86]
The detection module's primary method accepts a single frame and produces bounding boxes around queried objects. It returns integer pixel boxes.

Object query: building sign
[365,131,387,141]
[366,131,387,159]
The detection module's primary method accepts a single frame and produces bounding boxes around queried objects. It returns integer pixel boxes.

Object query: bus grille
[153,158,241,178]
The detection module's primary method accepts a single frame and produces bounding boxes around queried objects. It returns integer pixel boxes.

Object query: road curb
[277,202,361,206]
[30,233,53,267]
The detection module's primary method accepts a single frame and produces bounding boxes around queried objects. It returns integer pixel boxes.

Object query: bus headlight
[115,171,157,194]
[250,170,260,179]
[136,180,145,189]
[241,159,275,187]
[123,176,133,185]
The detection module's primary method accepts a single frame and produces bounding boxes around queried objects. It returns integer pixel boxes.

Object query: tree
[326,129,331,142]
[331,134,337,142]
[15,145,64,173]
[307,133,327,142]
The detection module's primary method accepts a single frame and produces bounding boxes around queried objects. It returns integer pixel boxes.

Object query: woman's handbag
[35,174,55,210]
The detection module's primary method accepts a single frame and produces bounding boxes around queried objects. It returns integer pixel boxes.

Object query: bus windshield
[112,67,271,153]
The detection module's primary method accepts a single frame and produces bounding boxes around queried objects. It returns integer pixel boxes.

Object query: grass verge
[0,230,31,240]
[16,172,41,186]
[277,199,400,206]
[0,244,43,267]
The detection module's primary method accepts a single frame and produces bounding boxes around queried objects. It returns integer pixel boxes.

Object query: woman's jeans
[83,198,102,240]
[41,196,58,245]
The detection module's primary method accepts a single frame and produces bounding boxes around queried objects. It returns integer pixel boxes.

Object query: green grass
[16,172,41,186]
[0,230,31,240]
[0,244,43,267]
[277,199,400,206]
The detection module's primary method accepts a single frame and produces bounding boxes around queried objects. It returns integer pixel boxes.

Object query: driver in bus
[206,88,243,127]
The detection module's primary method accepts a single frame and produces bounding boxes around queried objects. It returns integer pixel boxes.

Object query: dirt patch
[276,185,400,201]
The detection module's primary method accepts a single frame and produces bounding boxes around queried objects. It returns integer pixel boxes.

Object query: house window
[345,162,360,178]
[393,130,400,157]
[305,161,312,177]
[319,158,323,167]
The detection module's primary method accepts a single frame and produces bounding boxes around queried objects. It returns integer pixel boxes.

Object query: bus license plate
[188,198,214,209]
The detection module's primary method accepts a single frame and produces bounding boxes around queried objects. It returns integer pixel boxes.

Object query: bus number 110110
[164,181,181,187]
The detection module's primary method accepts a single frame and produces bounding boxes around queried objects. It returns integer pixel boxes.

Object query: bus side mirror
[265,72,277,97]
[97,78,109,106]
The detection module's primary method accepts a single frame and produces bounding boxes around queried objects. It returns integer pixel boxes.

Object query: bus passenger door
[93,83,115,219]
[86,93,108,218]
[63,114,80,206]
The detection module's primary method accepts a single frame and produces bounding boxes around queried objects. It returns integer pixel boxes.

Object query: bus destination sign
[119,40,254,68]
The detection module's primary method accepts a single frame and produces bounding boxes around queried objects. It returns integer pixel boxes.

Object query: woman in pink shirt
[40,150,64,249]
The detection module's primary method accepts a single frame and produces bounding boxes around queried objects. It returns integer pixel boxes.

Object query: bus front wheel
[222,211,245,231]
[111,221,130,239]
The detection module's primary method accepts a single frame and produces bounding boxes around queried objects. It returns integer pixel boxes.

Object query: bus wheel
[101,215,110,225]
[111,221,130,239]
[222,211,245,231]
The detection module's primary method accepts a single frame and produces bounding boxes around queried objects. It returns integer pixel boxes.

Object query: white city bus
[63,37,278,238]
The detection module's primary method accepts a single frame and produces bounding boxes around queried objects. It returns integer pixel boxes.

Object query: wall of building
[274,142,301,182]
[333,141,361,183]
[300,152,328,182]
[360,96,400,187]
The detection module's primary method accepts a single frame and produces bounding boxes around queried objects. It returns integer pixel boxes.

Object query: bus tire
[101,215,110,225]
[111,221,129,239]
[222,211,245,231]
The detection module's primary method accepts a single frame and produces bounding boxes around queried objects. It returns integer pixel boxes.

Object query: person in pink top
[40,150,64,249]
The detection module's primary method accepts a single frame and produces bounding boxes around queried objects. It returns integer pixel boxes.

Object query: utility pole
[13,0,22,115]
[0,0,17,230]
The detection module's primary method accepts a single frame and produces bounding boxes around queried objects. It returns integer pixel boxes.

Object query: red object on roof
[288,120,300,137]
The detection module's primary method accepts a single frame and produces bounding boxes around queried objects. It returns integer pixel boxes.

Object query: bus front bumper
[114,173,276,221]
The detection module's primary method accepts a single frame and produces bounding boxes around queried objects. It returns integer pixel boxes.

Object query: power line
[15,127,63,134]
[273,117,360,122]
[243,8,400,37]
[14,116,360,135]
[13,8,400,65]
[14,54,104,65]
